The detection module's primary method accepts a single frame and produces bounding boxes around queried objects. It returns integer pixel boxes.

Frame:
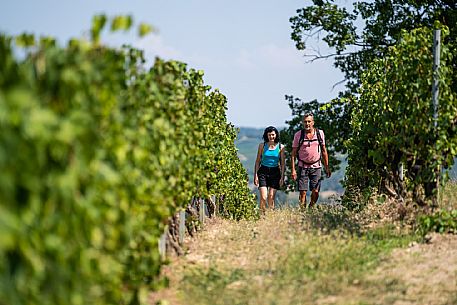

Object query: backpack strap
[315,128,324,154]
[298,129,305,150]
[277,142,281,165]
[296,128,323,166]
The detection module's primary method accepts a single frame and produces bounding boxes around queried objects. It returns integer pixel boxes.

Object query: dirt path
[150,210,303,304]
[366,233,457,305]
[149,209,457,305]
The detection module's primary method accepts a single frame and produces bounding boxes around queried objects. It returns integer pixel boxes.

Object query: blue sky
[0,0,345,128]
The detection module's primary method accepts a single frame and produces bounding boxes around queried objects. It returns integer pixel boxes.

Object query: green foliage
[345,26,457,203]
[14,33,35,47]
[288,2,457,204]
[290,0,457,92]
[90,14,107,43]
[417,209,457,235]
[0,16,255,305]
[138,23,154,37]
[110,15,133,32]
[291,1,357,53]
[90,14,153,44]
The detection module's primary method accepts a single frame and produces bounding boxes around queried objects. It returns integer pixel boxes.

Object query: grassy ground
[150,185,457,305]
[439,180,457,210]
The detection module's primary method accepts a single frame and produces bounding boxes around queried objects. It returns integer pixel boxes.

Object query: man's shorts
[297,167,322,192]
[257,165,281,189]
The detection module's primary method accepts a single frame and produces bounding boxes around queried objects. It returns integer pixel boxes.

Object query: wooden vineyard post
[179,210,185,245]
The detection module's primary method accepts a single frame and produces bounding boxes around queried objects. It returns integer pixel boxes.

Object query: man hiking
[291,112,331,208]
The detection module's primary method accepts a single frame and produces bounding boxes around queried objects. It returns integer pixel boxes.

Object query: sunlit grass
[176,206,417,305]
[439,179,457,210]
[158,182,457,305]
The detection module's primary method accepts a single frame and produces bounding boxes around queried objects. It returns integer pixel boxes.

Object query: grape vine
[345,25,456,206]
[0,15,256,305]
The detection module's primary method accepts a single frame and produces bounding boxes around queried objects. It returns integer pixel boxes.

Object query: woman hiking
[254,126,285,213]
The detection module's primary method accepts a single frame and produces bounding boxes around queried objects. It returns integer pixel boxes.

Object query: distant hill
[235,127,263,180]
[236,127,264,139]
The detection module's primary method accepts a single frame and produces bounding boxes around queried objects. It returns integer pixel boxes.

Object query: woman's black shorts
[257,165,281,189]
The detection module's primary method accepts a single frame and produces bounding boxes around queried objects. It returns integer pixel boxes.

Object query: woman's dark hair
[262,126,280,143]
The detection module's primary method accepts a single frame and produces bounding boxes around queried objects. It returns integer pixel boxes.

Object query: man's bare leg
[299,190,307,209]
[309,189,319,207]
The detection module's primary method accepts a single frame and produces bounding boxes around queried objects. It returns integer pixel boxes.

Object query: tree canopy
[290,0,457,91]
[282,1,457,203]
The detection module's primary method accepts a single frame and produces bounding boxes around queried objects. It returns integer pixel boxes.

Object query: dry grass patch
[149,209,306,304]
[150,206,425,305]
[149,181,457,305]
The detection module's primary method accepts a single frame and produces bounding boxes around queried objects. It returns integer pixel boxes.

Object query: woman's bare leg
[259,186,268,213]
[268,188,277,210]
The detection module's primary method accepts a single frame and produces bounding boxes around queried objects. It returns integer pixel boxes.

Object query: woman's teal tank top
[261,143,280,167]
